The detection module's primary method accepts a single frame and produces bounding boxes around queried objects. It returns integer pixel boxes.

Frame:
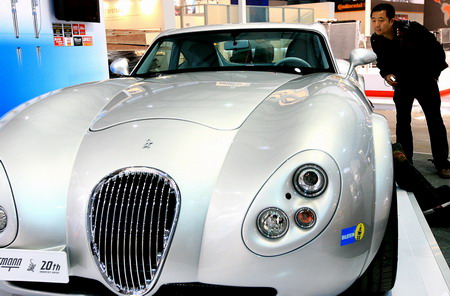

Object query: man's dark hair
[371,3,396,19]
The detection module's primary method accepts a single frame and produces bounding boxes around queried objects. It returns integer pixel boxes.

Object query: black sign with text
[73,36,83,46]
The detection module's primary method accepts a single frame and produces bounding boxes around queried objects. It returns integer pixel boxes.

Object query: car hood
[90,71,298,131]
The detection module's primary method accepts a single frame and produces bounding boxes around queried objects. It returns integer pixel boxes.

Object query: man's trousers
[393,78,449,170]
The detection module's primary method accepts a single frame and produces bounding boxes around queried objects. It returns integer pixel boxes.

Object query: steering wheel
[275,57,311,68]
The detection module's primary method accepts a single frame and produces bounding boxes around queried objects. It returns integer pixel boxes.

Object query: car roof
[157,22,329,40]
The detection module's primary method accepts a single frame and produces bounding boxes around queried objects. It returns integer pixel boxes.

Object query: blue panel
[0,0,108,117]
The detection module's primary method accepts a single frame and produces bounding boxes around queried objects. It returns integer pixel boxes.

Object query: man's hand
[385,74,398,87]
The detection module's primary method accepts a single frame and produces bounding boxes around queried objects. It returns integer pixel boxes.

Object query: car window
[137,41,174,73]
[134,29,335,76]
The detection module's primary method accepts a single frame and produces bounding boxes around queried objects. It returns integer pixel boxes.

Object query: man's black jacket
[370,20,448,83]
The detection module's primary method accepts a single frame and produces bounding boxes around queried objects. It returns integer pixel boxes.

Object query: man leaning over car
[370,3,450,179]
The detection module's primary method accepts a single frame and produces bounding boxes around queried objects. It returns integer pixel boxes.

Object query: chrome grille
[88,167,180,295]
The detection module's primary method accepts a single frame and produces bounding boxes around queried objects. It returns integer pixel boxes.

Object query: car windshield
[133,29,335,77]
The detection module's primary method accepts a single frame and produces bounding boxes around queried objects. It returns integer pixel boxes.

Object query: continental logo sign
[335,1,365,12]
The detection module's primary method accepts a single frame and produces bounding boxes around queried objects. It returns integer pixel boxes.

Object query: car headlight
[295,207,316,229]
[0,162,19,247]
[293,164,327,197]
[257,207,289,239]
[243,151,340,256]
[0,207,7,232]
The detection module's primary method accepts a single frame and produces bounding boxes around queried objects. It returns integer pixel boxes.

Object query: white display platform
[389,189,450,296]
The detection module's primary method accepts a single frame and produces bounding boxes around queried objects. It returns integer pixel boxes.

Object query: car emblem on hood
[143,139,153,149]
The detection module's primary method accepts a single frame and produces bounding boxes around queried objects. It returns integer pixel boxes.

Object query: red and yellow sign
[72,24,79,35]
[53,37,64,46]
[79,24,86,35]
[82,36,93,46]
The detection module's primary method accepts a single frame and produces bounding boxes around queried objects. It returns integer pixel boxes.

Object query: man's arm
[370,34,397,86]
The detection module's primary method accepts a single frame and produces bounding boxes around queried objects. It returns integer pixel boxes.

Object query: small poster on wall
[72,24,80,35]
[79,24,86,35]
[82,36,93,46]
[54,36,64,46]
[73,36,83,46]
[65,37,73,46]
[63,24,72,37]
[53,23,63,36]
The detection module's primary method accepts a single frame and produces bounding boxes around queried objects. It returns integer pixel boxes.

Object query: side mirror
[346,48,377,78]
[110,58,130,76]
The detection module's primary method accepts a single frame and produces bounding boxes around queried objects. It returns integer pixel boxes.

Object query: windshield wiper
[134,72,167,78]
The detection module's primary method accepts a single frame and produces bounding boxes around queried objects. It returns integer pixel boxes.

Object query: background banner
[424,0,450,30]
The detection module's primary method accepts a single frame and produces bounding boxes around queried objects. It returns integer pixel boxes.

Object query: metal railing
[177,4,314,28]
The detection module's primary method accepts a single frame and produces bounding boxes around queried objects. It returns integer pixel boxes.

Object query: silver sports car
[0,23,396,296]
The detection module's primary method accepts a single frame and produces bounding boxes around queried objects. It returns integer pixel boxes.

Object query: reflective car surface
[0,23,396,296]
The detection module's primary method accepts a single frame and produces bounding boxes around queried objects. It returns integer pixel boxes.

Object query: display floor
[389,189,450,296]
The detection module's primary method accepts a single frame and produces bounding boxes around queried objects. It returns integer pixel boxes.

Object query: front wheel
[344,188,398,294]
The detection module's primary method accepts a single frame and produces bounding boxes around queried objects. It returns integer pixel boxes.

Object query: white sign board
[0,249,69,283]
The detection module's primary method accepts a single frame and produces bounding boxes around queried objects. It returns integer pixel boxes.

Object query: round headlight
[0,207,7,233]
[295,207,316,229]
[257,207,289,239]
[293,164,327,197]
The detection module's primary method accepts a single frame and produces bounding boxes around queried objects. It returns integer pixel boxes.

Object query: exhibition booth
[1,0,449,116]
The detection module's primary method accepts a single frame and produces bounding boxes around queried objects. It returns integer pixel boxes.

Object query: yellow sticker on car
[355,223,365,241]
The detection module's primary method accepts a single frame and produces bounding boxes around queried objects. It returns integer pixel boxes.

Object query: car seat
[253,42,274,63]
[182,41,220,68]
[286,36,320,68]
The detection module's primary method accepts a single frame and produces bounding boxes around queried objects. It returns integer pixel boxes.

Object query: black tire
[344,188,398,295]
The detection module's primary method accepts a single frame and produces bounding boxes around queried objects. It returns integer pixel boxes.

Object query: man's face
[371,10,394,38]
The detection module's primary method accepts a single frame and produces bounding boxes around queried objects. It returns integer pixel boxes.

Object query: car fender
[359,112,394,274]
[0,78,138,248]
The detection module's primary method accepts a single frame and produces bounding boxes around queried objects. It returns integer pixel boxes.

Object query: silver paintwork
[0,23,392,296]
